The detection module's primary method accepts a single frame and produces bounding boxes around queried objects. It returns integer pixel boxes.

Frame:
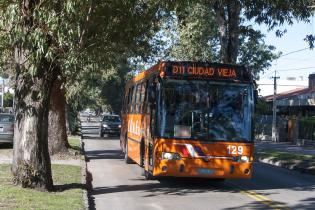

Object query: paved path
[0,147,80,166]
[84,136,315,210]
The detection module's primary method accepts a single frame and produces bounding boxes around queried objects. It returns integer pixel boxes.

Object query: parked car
[100,114,121,137]
[0,113,14,144]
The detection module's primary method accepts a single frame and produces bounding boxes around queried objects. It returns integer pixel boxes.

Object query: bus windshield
[157,79,253,142]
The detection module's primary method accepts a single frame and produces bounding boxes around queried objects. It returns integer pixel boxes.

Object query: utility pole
[271,71,280,142]
[1,78,3,111]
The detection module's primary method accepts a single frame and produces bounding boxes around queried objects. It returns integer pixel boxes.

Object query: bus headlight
[240,156,250,163]
[232,156,250,163]
[162,152,182,160]
[118,125,121,128]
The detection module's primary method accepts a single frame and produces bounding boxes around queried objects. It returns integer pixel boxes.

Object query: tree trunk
[12,51,54,191]
[213,0,241,64]
[48,79,69,155]
[11,0,54,191]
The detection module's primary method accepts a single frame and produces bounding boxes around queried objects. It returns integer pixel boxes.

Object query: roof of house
[264,87,313,102]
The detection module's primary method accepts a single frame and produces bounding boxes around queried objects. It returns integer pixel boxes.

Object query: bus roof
[126,61,253,88]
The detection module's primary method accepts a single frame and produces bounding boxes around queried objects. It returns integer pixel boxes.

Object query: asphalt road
[82,124,315,210]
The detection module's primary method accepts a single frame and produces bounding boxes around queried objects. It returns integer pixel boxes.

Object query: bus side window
[131,86,137,113]
[122,89,128,114]
[140,82,146,114]
[126,87,132,114]
[143,80,150,114]
[147,79,156,114]
[135,84,142,113]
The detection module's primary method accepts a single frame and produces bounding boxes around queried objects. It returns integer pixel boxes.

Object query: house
[261,74,315,145]
[264,74,315,116]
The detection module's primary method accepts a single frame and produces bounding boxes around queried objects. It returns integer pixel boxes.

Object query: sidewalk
[0,149,81,166]
[255,141,315,175]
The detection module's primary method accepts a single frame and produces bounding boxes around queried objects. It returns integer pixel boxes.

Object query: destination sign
[172,65,236,78]
[163,62,250,82]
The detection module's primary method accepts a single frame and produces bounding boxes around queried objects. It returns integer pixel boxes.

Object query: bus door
[144,78,157,171]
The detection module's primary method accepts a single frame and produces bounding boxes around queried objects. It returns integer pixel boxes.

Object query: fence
[255,115,315,145]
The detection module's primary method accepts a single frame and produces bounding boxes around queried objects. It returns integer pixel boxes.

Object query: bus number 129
[227,145,243,155]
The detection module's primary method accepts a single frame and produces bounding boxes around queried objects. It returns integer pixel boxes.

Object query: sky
[256,15,315,96]
[258,16,315,81]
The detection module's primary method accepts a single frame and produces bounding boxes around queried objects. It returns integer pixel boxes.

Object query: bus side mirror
[254,90,258,104]
[149,88,156,104]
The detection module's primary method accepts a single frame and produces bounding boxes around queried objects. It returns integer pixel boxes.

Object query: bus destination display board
[163,62,251,82]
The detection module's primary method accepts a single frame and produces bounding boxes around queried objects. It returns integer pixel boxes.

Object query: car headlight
[103,124,109,128]
[161,152,181,160]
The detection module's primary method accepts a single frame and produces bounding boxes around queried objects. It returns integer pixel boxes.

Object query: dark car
[100,114,121,137]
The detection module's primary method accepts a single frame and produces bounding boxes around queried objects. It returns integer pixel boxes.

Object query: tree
[48,79,69,155]
[163,1,278,78]
[0,0,170,190]
[209,0,314,63]
[166,1,219,61]
[162,0,312,79]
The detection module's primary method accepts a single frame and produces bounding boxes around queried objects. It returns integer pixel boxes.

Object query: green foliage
[299,117,315,141]
[162,1,279,75]
[257,149,315,162]
[255,97,271,115]
[63,1,172,113]
[3,92,13,107]
[238,27,281,78]
[166,1,219,61]
[0,1,87,77]
[162,0,313,76]
[242,0,314,48]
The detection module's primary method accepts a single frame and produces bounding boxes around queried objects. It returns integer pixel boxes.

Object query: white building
[257,76,308,97]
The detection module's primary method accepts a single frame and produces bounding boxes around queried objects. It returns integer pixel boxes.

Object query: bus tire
[213,178,225,182]
[124,139,133,164]
[142,168,154,180]
[140,140,145,167]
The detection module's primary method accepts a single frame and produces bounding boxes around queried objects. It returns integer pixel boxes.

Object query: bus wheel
[213,178,225,182]
[124,140,133,164]
[142,168,154,180]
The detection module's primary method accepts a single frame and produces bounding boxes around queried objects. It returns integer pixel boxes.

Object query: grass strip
[256,149,315,163]
[0,164,84,210]
[68,135,81,152]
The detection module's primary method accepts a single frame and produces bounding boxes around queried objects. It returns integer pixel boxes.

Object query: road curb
[80,137,89,210]
[257,157,315,175]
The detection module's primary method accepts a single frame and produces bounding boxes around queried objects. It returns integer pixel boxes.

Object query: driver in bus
[211,89,243,139]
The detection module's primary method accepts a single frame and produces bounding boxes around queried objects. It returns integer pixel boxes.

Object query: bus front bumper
[153,158,252,179]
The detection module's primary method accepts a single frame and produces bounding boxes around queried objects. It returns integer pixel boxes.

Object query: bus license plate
[197,168,214,175]
[0,127,3,132]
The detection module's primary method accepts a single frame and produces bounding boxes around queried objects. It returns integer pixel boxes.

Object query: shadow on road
[86,149,124,160]
[86,147,315,192]
[91,178,232,197]
[85,139,315,210]
[83,135,120,140]
[223,197,315,210]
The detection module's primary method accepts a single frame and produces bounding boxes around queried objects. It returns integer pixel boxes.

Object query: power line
[258,84,307,86]
[277,66,315,72]
[279,47,310,58]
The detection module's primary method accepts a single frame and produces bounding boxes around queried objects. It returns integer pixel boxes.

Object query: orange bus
[120,61,256,180]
